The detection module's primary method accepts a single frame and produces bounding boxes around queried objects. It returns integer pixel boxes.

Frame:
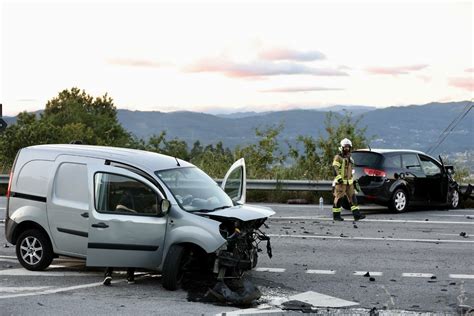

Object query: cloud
[465,68,474,73]
[108,58,162,68]
[260,86,344,93]
[449,77,474,91]
[366,64,429,75]
[185,58,348,78]
[259,48,326,62]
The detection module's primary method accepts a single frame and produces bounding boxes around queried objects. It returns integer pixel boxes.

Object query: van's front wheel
[162,245,186,290]
[16,229,54,271]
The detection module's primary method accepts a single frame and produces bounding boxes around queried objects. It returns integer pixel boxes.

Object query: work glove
[337,178,343,184]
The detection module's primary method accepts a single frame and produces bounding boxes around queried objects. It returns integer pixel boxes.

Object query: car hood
[195,204,275,221]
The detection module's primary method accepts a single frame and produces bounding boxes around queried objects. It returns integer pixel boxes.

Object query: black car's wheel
[16,229,54,271]
[390,189,408,213]
[162,244,186,290]
[449,189,460,209]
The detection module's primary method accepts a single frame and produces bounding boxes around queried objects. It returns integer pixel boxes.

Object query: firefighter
[332,138,365,221]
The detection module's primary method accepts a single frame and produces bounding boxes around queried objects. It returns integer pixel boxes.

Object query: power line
[427,102,473,154]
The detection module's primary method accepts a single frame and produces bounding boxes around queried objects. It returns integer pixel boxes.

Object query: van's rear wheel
[162,245,186,290]
[390,189,408,213]
[16,229,53,271]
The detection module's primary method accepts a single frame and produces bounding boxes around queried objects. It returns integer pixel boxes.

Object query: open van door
[86,164,168,269]
[221,158,246,205]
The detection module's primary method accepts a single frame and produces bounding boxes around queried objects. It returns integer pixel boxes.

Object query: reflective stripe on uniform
[332,160,341,167]
[351,205,359,211]
[332,207,342,213]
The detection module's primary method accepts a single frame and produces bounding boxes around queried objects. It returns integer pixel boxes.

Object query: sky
[1,0,473,116]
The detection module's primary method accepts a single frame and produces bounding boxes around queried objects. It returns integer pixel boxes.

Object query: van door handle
[91,222,109,228]
[81,212,89,218]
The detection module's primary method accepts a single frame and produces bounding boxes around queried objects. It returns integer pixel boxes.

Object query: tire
[449,189,460,209]
[390,189,408,213]
[16,229,54,271]
[162,244,186,290]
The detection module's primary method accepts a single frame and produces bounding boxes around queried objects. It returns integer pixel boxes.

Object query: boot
[353,210,366,221]
[333,212,344,221]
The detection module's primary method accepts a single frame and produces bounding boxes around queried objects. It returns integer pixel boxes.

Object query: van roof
[354,148,427,155]
[24,144,193,172]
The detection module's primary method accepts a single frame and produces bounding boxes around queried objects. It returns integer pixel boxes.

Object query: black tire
[16,229,54,271]
[162,244,186,290]
[389,189,408,213]
[449,189,460,209]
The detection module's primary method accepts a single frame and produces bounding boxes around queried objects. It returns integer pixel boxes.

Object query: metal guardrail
[0,175,471,196]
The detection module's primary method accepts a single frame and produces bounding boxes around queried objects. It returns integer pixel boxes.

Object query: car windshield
[155,167,233,212]
[352,152,383,168]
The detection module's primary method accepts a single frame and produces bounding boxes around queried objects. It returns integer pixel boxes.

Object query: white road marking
[0,268,100,277]
[0,286,51,293]
[0,281,107,300]
[268,233,474,244]
[353,271,383,276]
[402,273,434,278]
[289,291,359,308]
[306,269,336,275]
[254,267,286,273]
[273,216,474,225]
[432,215,473,217]
[449,274,474,279]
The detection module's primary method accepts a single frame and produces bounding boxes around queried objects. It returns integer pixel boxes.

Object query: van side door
[87,165,167,269]
[221,158,246,204]
[48,156,99,257]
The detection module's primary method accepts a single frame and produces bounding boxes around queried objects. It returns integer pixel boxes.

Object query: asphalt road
[1,201,473,315]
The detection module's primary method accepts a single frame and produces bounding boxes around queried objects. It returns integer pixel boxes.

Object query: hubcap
[451,190,459,208]
[395,192,406,211]
[20,236,43,265]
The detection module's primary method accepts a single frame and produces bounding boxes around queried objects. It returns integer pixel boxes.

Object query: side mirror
[161,199,171,215]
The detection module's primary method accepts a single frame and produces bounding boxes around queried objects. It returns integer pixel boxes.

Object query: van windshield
[155,167,233,212]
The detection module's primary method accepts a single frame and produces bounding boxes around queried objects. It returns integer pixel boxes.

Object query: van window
[16,160,53,196]
[54,163,88,203]
[402,154,422,171]
[95,173,160,216]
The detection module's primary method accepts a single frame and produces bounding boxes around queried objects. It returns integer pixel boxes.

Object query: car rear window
[352,152,383,168]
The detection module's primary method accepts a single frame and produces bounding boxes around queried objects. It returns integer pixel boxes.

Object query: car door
[86,165,167,269]
[401,153,427,202]
[221,158,246,205]
[419,154,447,204]
[47,155,100,257]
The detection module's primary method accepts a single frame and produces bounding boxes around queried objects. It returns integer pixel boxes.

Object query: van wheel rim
[20,237,43,265]
[451,190,459,208]
[395,192,406,211]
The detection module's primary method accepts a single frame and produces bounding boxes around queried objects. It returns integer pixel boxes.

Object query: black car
[352,149,460,212]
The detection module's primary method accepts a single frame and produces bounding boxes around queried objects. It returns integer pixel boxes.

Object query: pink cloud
[108,58,162,68]
[185,58,347,78]
[259,48,326,62]
[465,68,474,73]
[260,86,343,93]
[449,77,474,91]
[366,64,429,75]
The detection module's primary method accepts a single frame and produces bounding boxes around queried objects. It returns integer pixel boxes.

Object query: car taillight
[364,168,386,177]
[6,171,13,198]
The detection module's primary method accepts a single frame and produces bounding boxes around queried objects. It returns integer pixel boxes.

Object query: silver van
[5,144,274,291]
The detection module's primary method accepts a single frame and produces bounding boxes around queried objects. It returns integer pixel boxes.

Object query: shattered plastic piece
[3,243,10,248]
[208,279,262,305]
[364,272,370,277]
[430,276,437,280]
[460,232,468,238]
[353,224,358,229]
[369,277,375,282]
[369,307,379,316]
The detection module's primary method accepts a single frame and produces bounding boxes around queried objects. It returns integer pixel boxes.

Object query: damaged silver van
[5,145,274,296]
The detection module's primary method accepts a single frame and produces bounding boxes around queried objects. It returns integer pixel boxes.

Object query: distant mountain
[4,101,473,160]
[318,105,377,115]
[117,101,473,158]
